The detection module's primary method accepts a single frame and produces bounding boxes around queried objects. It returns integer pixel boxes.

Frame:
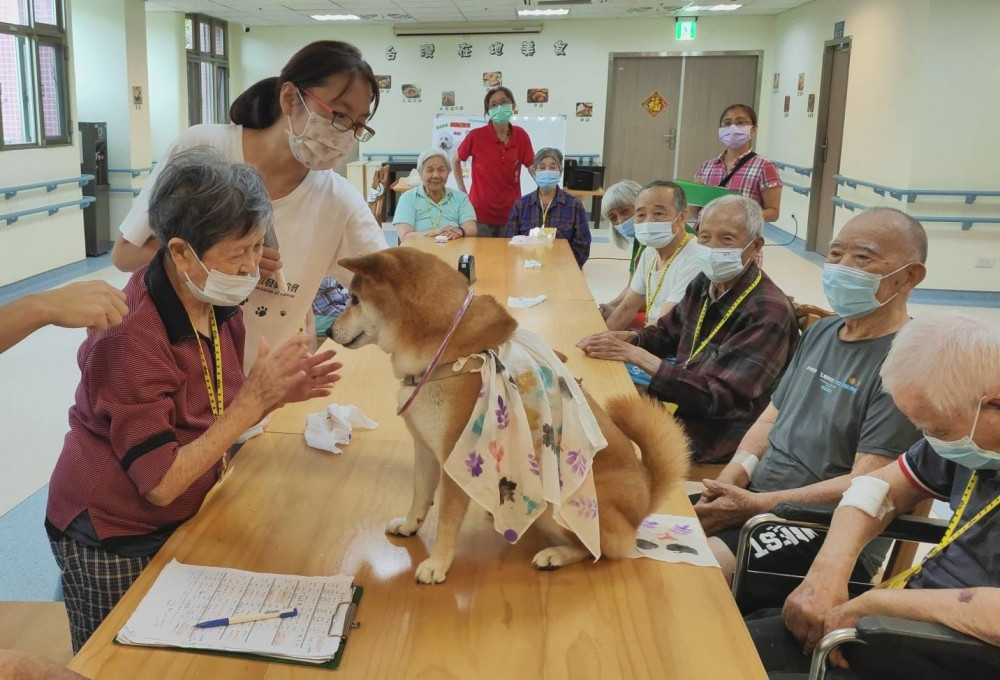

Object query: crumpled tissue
[305,403,378,454]
[507,295,548,309]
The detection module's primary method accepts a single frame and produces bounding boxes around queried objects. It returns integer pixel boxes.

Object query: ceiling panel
[145,0,814,24]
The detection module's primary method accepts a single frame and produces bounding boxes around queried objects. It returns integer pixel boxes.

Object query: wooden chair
[366,163,389,225]
[787,296,835,332]
[0,601,73,667]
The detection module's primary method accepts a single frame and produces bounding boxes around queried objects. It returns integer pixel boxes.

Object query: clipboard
[113,585,363,670]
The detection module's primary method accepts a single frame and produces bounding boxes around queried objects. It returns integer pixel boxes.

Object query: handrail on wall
[772,160,813,177]
[833,174,1000,205]
[109,187,141,197]
[830,196,1000,231]
[1,197,96,226]
[2,175,94,200]
[108,167,153,178]
[782,180,810,196]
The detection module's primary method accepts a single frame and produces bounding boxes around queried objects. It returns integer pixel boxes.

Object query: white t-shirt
[629,237,700,322]
[120,124,387,370]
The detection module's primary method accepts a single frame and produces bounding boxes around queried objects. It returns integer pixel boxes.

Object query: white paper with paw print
[633,514,720,568]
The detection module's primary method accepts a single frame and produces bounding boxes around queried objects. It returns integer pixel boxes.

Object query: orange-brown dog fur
[331,247,691,583]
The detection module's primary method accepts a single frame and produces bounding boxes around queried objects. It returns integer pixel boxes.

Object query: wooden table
[69,239,766,679]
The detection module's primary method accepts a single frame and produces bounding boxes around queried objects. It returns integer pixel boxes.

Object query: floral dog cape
[442,329,608,559]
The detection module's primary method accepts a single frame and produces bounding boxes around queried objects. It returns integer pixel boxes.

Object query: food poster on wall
[402,84,422,102]
[807,94,816,117]
[527,88,549,106]
[441,91,456,107]
[797,72,805,94]
[784,95,791,117]
[772,72,780,91]
[575,102,594,118]
[375,75,391,92]
[642,91,667,118]
[483,71,502,88]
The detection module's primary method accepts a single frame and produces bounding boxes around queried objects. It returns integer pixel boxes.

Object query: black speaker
[565,165,605,191]
[458,254,476,283]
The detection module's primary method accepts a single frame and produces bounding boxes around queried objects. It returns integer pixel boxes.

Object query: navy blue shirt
[899,440,1000,590]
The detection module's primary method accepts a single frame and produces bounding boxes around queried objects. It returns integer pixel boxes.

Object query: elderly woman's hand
[280,348,342,405]
[429,226,465,241]
[240,334,312,416]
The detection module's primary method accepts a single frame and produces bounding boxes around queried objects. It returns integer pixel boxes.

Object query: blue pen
[195,607,298,629]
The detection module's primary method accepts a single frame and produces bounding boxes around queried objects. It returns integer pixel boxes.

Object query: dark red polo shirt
[457,123,534,226]
[46,249,247,545]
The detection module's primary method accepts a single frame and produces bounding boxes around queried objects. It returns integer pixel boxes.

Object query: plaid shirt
[634,264,798,463]
[505,187,592,267]
[694,150,783,205]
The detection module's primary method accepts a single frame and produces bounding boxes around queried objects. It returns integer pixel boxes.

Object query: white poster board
[431,114,568,195]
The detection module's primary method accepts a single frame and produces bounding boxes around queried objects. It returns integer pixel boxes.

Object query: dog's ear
[338,253,387,283]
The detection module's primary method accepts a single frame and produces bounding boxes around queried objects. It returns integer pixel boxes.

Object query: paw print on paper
[254,306,268,317]
[279,310,287,317]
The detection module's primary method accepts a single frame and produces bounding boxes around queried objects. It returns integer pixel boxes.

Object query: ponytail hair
[230,41,380,129]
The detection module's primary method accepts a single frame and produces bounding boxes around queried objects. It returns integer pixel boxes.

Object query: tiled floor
[1,227,996,598]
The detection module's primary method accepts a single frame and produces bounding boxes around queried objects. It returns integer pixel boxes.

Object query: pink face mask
[718,124,752,149]
[286,90,357,171]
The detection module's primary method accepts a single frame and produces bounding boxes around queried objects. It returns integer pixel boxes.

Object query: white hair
[417,148,450,173]
[881,313,1000,416]
[603,180,642,250]
[701,194,764,241]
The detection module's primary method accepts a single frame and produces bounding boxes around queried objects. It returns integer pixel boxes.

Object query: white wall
[146,11,188,161]
[233,17,777,158]
[762,0,1000,292]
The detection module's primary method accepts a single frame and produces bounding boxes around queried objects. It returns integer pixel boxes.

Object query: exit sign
[676,19,696,41]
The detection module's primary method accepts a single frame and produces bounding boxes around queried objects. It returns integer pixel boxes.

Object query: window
[0,0,70,148]
[186,14,228,126]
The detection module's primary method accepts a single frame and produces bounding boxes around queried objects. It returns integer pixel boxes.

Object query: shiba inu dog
[330,248,690,584]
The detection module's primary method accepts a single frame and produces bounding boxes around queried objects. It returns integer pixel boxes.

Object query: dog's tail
[605,395,691,511]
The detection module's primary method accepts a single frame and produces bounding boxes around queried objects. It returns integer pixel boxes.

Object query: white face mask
[694,241,755,283]
[286,90,357,171]
[634,220,676,249]
[183,248,260,306]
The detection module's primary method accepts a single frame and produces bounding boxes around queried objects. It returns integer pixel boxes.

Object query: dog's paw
[414,558,449,584]
[532,546,587,571]
[385,517,422,537]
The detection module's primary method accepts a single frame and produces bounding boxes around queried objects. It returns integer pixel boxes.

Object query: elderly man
[694,208,927,590]
[747,314,1000,680]
[578,194,797,463]
[603,181,700,332]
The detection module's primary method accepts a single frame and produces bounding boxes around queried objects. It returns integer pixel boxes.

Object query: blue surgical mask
[694,241,754,283]
[614,216,636,239]
[925,399,1000,470]
[822,263,909,319]
[535,170,560,190]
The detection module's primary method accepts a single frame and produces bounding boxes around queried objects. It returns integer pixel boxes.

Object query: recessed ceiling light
[311,14,360,21]
[710,4,743,10]
[518,8,570,16]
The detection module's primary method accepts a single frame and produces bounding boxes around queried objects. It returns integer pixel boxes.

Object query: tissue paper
[305,403,378,454]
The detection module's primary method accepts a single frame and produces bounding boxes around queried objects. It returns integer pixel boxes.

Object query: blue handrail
[833,174,1000,205]
[2,175,94,200]
[772,160,812,177]
[110,187,141,197]
[831,196,1000,231]
[108,167,153,178]
[783,180,811,197]
[1,197,96,226]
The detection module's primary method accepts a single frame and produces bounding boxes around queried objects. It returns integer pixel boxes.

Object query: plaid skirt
[49,535,153,653]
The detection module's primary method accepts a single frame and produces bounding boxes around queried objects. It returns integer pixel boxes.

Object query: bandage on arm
[839,475,895,520]
[732,450,759,480]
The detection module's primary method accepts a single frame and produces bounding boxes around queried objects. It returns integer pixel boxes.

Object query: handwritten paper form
[117,560,354,664]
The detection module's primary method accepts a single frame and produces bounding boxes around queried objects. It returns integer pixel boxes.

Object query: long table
[69,238,766,679]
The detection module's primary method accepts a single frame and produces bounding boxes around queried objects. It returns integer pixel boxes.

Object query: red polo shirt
[457,123,534,226]
[46,249,247,549]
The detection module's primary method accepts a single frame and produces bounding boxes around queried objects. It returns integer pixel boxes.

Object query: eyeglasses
[301,89,376,142]
[720,119,754,127]
[489,99,513,109]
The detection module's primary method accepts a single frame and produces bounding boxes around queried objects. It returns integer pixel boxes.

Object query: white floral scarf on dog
[442,329,608,559]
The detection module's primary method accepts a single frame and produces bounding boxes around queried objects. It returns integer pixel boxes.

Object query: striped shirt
[634,264,798,463]
[505,187,592,268]
[694,149,783,206]
[46,249,246,550]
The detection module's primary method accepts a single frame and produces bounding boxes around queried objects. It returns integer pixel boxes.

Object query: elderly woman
[394,149,477,242]
[600,179,643,321]
[45,148,340,653]
[505,147,591,268]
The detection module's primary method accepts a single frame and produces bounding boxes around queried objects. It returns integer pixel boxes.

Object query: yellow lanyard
[684,270,762,368]
[880,471,1000,589]
[539,195,554,229]
[423,192,445,232]
[630,243,646,277]
[191,311,228,480]
[645,234,691,319]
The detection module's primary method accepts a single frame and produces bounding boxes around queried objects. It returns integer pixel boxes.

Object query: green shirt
[393,186,477,232]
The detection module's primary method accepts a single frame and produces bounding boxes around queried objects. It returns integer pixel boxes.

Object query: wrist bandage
[733,450,758,479]
[839,476,894,519]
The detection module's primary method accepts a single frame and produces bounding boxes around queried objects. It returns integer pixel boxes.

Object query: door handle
[663,129,676,150]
